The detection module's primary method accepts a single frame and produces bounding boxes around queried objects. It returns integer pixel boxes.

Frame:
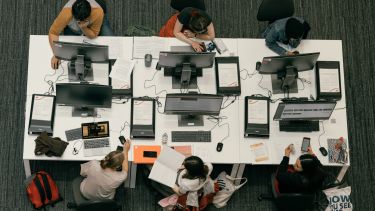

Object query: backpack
[25,171,63,210]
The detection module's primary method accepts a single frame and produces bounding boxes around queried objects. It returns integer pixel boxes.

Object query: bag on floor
[323,186,353,211]
[25,171,63,210]
[212,171,247,208]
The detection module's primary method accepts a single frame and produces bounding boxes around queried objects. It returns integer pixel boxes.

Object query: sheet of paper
[218,63,239,87]
[31,96,54,121]
[133,37,168,59]
[250,143,269,162]
[247,99,268,124]
[173,146,192,157]
[133,100,153,125]
[111,78,131,89]
[148,147,185,188]
[319,68,340,92]
[109,59,134,84]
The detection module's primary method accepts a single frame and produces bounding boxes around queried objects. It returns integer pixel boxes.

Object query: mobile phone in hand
[301,137,310,152]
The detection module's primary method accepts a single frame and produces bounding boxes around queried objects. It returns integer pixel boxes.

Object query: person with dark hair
[49,0,113,69]
[262,17,311,56]
[159,6,215,52]
[79,139,131,200]
[275,145,326,193]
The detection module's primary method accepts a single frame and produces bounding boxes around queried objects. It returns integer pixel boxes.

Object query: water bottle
[162,132,168,145]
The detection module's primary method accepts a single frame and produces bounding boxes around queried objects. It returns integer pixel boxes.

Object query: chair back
[257,0,294,22]
[77,200,120,211]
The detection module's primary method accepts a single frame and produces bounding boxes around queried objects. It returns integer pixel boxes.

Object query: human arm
[122,139,131,172]
[264,27,288,56]
[173,19,204,52]
[172,185,183,196]
[195,23,215,41]
[79,8,104,39]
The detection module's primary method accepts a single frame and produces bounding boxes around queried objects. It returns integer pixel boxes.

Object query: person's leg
[170,0,206,11]
[99,15,114,36]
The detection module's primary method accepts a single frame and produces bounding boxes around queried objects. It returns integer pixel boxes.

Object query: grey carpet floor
[0,0,374,210]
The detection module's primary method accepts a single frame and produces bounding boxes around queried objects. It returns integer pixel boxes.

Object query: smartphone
[143,151,157,158]
[301,137,310,152]
[116,146,123,152]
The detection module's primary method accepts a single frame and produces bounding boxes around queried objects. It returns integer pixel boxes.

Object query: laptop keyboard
[172,131,211,142]
[83,138,110,149]
[65,128,82,141]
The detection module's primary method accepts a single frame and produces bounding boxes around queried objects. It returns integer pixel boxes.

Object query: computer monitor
[157,51,216,89]
[53,41,109,82]
[273,101,336,132]
[258,52,320,94]
[56,83,112,117]
[164,93,223,126]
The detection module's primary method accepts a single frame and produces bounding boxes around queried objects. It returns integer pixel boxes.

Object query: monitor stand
[72,107,97,117]
[68,55,93,82]
[178,115,204,127]
[271,66,298,94]
[164,63,202,89]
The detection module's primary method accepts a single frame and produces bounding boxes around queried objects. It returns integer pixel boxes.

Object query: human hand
[124,139,131,152]
[284,145,292,157]
[51,56,60,69]
[307,146,314,155]
[183,29,196,38]
[191,41,204,52]
[286,51,296,56]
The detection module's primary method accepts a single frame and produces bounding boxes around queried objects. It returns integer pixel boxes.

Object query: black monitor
[157,51,216,89]
[53,41,109,82]
[164,93,223,126]
[56,83,112,117]
[273,101,336,132]
[257,52,320,94]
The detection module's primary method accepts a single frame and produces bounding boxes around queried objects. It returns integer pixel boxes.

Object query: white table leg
[230,164,246,185]
[24,159,31,178]
[336,165,349,183]
[124,161,137,189]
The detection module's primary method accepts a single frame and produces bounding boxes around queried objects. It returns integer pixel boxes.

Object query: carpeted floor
[0,0,374,210]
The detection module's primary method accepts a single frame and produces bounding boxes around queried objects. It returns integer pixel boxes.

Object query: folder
[133,145,161,164]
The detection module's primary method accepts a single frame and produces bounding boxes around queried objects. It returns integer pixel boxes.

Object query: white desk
[24,36,350,182]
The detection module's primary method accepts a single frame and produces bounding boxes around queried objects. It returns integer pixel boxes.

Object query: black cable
[120,121,131,136]
[221,96,237,110]
[240,68,257,80]
[143,70,168,96]
[207,115,230,143]
[112,98,130,104]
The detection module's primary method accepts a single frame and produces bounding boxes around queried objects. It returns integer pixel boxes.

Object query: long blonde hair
[100,151,124,170]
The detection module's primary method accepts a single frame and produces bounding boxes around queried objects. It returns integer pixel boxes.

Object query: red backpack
[25,171,63,210]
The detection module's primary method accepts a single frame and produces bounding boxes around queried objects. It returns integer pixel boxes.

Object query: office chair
[258,174,315,211]
[67,176,122,211]
[257,0,294,23]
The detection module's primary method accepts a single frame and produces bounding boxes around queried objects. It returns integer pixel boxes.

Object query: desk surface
[24,35,349,167]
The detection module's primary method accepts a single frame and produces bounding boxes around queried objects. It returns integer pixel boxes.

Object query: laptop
[81,121,111,157]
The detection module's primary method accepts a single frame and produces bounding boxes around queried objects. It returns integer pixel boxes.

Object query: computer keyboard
[279,121,319,132]
[65,128,82,141]
[83,138,110,149]
[171,131,211,142]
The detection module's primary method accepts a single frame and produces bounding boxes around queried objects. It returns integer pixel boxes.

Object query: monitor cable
[119,121,131,136]
[207,115,230,143]
[43,61,68,95]
[317,121,326,148]
[112,97,130,104]
[144,70,168,96]
[221,96,237,110]
[72,140,83,155]
[240,68,257,80]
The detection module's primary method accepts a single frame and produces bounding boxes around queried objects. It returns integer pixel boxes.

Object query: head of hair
[100,151,124,170]
[72,0,91,21]
[182,156,208,180]
[299,154,326,189]
[189,11,210,34]
[285,18,305,39]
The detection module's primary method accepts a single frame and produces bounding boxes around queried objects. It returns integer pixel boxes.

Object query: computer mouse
[319,147,328,156]
[216,142,223,152]
[119,136,126,145]
[144,54,152,67]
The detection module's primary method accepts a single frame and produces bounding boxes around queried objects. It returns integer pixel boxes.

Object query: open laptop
[81,121,111,157]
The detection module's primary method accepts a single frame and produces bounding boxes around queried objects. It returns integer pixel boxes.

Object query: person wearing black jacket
[275,146,326,193]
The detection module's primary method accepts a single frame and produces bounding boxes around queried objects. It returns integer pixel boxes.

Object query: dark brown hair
[182,156,209,180]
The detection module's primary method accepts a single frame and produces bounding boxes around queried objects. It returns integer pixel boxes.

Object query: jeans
[63,15,114,36]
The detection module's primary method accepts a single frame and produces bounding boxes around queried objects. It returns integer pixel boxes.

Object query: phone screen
[143,151,157,158]
[301,138,310,152]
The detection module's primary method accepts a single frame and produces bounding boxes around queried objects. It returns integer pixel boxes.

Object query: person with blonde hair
[79,139,131,200]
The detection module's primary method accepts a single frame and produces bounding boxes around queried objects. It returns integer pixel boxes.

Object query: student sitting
[275,146,326,193]
[262,17,311,56]
[159,6,215,52]
[49,0,113,69]
[79,140,131,200]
